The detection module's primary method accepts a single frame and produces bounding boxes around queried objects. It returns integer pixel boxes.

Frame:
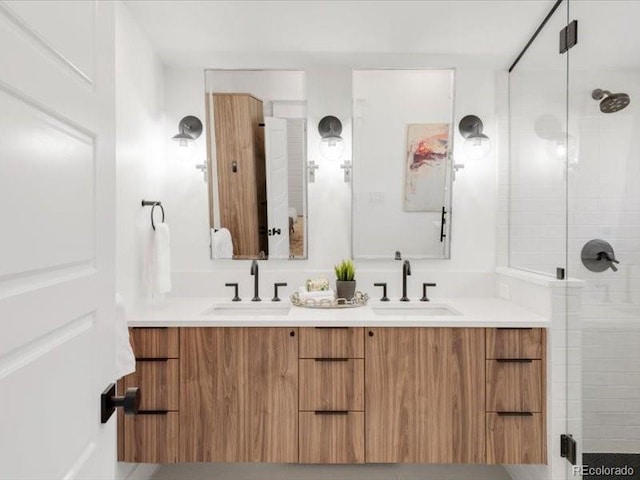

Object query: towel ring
[141,200,165,231]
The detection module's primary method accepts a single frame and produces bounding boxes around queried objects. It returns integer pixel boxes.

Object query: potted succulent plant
[334,259,356,301]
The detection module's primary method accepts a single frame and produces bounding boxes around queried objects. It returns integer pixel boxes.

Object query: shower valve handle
[581,239,620,273]
[597,251,619,271]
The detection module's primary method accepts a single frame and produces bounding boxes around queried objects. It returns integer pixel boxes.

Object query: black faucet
[250,259,261,302]
[400,260,411,302]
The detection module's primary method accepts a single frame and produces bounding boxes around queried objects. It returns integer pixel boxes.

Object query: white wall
[115,3,166,310]
[162,67,210,275]
[160,66,499,301]
[114,5,163,479]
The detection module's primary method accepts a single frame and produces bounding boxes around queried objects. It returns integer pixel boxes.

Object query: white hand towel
[115,293,135,378]
[298,287,335,300]
[152,223,171,294]
[213,228,233,259]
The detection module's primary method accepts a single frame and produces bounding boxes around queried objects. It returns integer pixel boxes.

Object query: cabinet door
[246,327,298,462]
[365,327,485,463]
[179,327,298,462]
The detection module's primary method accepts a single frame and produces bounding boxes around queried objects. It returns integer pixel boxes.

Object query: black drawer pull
[314,358,349,362]
[135,358,170,362]
[497,411,533,416]
[137,410,169,415]
[314,410,349,415]
[496,359,534,363]
[496,327,533,330]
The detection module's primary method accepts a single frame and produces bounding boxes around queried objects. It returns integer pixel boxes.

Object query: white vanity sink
[372,303,461,317]
[203,303,292,316]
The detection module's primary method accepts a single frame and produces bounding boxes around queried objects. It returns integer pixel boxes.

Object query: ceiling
[123,0,556,69]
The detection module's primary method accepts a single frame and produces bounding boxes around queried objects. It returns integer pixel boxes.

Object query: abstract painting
[404,123,450,211]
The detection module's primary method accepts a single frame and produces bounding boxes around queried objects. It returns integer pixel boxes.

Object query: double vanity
[118,297,548,467]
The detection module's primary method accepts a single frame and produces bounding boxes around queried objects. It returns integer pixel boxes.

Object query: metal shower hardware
[581,239,620,272]
[141,200,165,231]
[592,88,630,113]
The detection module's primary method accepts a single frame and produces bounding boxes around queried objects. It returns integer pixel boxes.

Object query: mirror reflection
[352,69,454,259]
[205,70,307,260]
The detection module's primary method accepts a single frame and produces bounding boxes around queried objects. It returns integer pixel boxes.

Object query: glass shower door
[568,1,640,477]
[508,2,571,479]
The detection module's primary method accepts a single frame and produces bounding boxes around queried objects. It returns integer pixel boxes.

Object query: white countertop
[127,296,549,328]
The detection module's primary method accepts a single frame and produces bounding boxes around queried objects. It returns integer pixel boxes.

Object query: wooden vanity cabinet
[486,328,547,464]
[365,327,486,463]
[179,327,298,463]
[119,326,547,466]
[119,327,180,464]
[298,328,365,464]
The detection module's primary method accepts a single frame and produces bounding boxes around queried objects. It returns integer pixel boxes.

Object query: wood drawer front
[486,413,545,464]
[123,412,179,463]
[299,412,364,464]
[486,328,544,359]
[299,359,364,411]
[486,360,543,412]
[129,328,179,359]
[299,328,364,358]
[123,360,179,411]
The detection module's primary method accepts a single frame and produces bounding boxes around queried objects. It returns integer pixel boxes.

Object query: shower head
[592,88,631,113]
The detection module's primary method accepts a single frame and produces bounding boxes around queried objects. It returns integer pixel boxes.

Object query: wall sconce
[458,114,491,160]
[172,115,203,147]
[318,115,345,161]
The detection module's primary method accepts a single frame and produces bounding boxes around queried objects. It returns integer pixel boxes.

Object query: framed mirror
[205,70,307,260]
[352,69,454,259]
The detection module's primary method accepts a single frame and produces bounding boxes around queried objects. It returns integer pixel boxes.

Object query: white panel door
[0,1,116,479]
[265,117,290,259]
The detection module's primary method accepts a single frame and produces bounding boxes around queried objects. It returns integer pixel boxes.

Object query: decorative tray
[290,291,369,309]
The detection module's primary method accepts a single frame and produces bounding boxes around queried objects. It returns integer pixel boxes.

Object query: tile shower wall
[502,64,640,467]
[286,118,306,220]
[569,71,640,455]
[506,68,567,277]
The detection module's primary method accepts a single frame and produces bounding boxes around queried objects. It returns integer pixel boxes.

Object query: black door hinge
[560,20,578,54]
[561,434,577,465]
[556,267,565,280]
